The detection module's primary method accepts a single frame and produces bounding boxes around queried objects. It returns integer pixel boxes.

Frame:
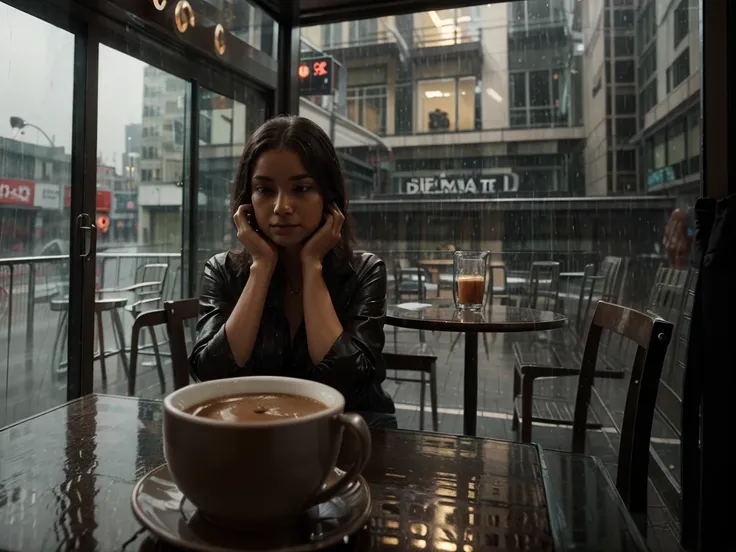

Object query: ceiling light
[456,15,471,23]
[429,10,455,28]
[486,88,503,102]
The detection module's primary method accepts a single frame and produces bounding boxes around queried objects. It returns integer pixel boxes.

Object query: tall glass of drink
[453,251,490,310]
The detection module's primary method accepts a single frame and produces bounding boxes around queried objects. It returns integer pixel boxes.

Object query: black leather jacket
[190,250,395,414]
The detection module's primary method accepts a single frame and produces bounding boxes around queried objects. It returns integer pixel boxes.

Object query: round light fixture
[153,0,167,10]
[174,1,195,33]
[214,24,226,55]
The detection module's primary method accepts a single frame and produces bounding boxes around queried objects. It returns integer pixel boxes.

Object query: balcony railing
[320,25,482,52]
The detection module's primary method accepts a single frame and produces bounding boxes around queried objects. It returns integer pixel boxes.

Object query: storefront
[0,178,67,256]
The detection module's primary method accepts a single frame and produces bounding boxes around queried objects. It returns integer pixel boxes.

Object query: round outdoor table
[386,302,567,436]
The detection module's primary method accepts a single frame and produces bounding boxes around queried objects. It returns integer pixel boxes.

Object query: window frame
[415,76,478,133]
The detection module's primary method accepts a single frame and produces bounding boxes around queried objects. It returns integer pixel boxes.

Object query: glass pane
[197,87,267,274]
[457,78,476,130]
[416,79,455,132]
[96,46,188,397]
[529,70,550,106]
[299,0,704,535]
[198,0,279,59]
[0,4,74,425]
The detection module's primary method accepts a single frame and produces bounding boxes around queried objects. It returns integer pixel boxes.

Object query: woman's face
[250,148,325,249]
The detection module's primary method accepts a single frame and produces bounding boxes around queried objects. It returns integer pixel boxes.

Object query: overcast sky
[1,3,144,172]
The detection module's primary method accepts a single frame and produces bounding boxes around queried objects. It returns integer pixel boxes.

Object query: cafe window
[416,77,476,132]
[674,0,689,48]
[346,85,387,135]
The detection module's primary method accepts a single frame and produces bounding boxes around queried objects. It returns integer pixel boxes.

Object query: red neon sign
[313,60,328,77]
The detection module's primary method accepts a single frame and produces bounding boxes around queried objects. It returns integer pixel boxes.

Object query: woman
[190,115,396,427]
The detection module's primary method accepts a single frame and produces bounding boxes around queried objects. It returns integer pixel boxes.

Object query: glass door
[196,86,267,273]
[0,2,93,425]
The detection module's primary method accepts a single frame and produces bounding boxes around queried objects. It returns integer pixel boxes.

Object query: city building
[302,2,677,256]
[0,137,70,255]
[634,0,701,206]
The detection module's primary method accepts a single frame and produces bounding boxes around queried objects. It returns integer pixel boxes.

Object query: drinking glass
[453,251,490,310]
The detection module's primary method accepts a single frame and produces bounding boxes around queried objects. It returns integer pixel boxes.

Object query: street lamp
[9,116,55,147]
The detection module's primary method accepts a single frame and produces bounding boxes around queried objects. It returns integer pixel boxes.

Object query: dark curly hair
[230,115,354,268]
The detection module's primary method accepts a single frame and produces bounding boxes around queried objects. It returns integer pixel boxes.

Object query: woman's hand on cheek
[233,204,278,272]
[300,205,344,267]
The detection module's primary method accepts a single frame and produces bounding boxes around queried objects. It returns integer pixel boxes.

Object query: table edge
[0,393,161,433]
[385,314,567,333]
[538,447,651,552]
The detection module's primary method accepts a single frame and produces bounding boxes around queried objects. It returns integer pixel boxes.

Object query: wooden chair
[511,264,626,436]
[513,302,673,530]
[128,309,166,396]
[127,297,199,396]
[383,343,439,432]
[570,301,672,533]
[164,298,200,390]
[524,261,561,311]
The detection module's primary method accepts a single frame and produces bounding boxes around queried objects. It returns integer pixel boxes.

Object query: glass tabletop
[0,394,556,551]
[540,450,649,552]
[386,301,567,333]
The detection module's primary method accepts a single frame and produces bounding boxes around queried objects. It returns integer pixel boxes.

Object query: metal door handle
[77,214,97,261]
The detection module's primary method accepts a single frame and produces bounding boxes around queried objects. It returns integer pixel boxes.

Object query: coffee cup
[163,376,371,528]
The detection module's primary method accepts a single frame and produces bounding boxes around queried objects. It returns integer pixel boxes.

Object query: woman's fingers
[331,205,344,235]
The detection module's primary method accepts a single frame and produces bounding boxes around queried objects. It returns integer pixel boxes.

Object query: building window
[667,48,690,92]
[668,118,687,167]
[614,60,635,83]
[674,0,689,48]
[615,117,636,144]
[322,23,343,47]
[510,0,565,30]
[637,3,656,51]
[639,79,657,123]
[509,69,567,128]
[616,149,636,172]
[654,131,667,169]
[638,44,657,86]
[348,19,379,44]
[612,9,634,29]
[615,93,636,115]
[687,108,700,174]
[614,36,634,57]
[346,86,387,135]
[416,77,476,132]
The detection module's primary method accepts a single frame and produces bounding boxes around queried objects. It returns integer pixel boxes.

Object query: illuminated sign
[298,56,336,96]
[400,174,520,195]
